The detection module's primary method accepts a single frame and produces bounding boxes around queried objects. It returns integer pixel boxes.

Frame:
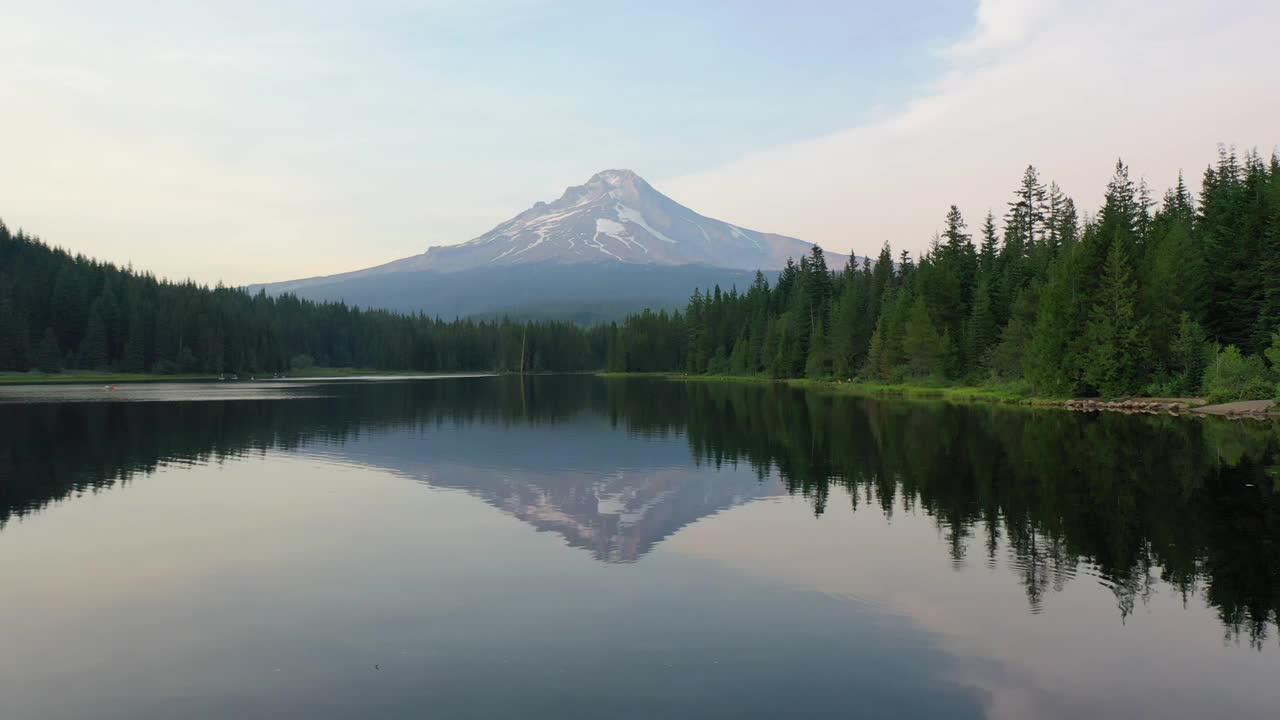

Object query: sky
[0,0,1276,285]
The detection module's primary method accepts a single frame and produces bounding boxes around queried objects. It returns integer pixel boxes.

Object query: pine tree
[95,281,122,361]
[1169,313,1212,394]
[122,311,147,372]
[933,204,978,353]
[1143,184,1206,360]
[902,295,944,379]
[1082,240,1148,396]
[729,337,750,374]
[0,280,30,370]
[35,327,63,373]
[1098,160,1139,247]
[805,322,829,379]
[1007,165,1048,250]
[805,245,832,325]
[78,308,110,370]
[965,275,997,376]
[898,250,913,277]
[605,323,626,372]
[997,169,1049,328]
[50,267,88,353]
[1024,255,1077,395]
[978,211,999,276]
[685,289,706,373]
[943,205,970,250]
[1199,145,1264,350]
[865,320,889,381]
[762,317,780,377]
[992,293,1035,380]
[780,310,807,377]
[747,271,769,371]
[1256,181,1280,343]
[1054,195,1079,248]
[829,283,863,379]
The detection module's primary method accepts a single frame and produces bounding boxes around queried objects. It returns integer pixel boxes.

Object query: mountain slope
[257,263,773,323]
[411,168,840,271]
[256,169,849,317]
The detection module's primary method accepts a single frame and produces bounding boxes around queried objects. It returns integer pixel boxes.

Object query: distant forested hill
[0,224,610,374]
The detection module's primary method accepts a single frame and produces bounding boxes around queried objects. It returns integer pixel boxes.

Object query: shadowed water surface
[0,375,1277,719]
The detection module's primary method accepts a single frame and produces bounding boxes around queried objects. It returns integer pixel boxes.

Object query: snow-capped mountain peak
[407,169,845,272]
[254,170,855,318]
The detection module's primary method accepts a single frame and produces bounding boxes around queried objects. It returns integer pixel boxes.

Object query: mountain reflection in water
[2,375,1277,647]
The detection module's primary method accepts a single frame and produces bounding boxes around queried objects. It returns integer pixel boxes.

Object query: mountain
[255,262,772,324]
[254,169,850,319]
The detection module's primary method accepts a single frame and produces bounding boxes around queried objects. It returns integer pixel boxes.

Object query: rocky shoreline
[1061,398,1277,418]
[1061,399,1194,415]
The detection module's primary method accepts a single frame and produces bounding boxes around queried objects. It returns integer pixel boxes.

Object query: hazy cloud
[0,1,1274,281]
[661,0,1280,261]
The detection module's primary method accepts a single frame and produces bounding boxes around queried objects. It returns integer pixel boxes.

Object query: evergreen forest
[606,146,1280,400]
[0,223,604,375]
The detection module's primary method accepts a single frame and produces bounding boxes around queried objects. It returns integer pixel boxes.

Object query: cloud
[660,0,1280,261]
[2,1,1274,282]
[0,1,571,284]
[947,0,1058,58]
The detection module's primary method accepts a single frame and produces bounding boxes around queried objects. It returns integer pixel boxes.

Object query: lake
[1,375,1278,719]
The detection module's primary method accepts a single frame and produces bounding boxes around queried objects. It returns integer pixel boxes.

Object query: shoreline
[0,368,494,386]
[5,369,1274,418]
[598,371,1057,404]
[596,372,1279,418]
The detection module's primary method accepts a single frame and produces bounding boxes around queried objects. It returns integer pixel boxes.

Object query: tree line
[606,145,1280,399]
[0,222,607,375]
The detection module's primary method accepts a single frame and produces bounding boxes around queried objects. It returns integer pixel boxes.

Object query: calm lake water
[1,375,1278,719]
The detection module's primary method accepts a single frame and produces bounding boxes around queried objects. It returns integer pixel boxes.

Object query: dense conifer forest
[607,146,1280,400]
[3,144,1278,399]
[0,224,605,375]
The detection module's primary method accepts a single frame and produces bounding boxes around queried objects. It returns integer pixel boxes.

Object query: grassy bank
[599,372,1084,407]
[598,373,1277,416]
[790,378,1060,405]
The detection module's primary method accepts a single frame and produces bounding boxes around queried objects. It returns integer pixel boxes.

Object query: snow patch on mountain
[595,218,626,236]
[615,204,676,244]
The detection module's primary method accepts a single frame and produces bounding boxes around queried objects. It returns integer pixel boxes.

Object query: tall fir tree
[805,321,829,379]
[1169,313,1212,394]
[965,275,998,376]
[78,308,110,370]
[35,327,63,373]
[1082,240,1148,396]
[1254,160,1280,343]
[902,295,944,378]
[864,319,890,381]
[0,277,30,370]
[978,210,999,277]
